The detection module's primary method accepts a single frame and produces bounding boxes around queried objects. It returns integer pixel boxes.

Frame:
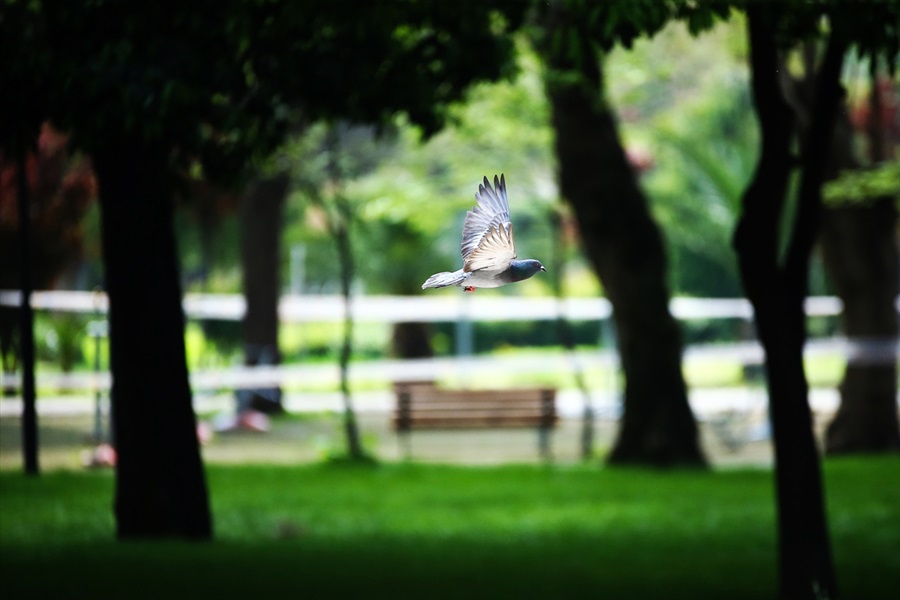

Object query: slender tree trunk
[239,173,289,413]
[316,125,365,460]
[334,196,363,460]
[540,4,704,467]
[735,8,843,597]
[16,146,38,475]
[93,140,212,540]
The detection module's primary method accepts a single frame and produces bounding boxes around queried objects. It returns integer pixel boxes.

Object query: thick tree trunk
[238,173,289,414]
[392,322,433,359]
[820,80,900,453]
[93,140,212,540]
[541,6,704,467]
[786,58,900,454]
[821,199,900,452]
[735,8,842,598]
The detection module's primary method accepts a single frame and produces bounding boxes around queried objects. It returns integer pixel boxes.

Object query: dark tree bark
[734,7,844,598]
[820,80,900,454]
[93,140,212,540]
[783,54,899,454]
[541,5,705,467]
[821,199,900,453]
[326,130,364,460]
[334,206,364,460]
[392,322,434,359]
[16,147,38,475]
[239,173,290,414]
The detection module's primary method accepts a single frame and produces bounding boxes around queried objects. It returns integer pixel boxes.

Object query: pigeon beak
[540,265,547,272]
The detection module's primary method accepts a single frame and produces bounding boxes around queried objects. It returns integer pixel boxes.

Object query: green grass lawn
[1,457,898,599]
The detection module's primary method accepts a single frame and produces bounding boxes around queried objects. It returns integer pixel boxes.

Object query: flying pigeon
[422,174,546,293]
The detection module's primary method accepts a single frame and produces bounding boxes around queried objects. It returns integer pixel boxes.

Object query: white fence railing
[0,290,857,322]
[0,291,896,394]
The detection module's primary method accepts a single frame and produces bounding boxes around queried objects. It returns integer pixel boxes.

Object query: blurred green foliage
[823,160,900,206]
[605,18,755,297]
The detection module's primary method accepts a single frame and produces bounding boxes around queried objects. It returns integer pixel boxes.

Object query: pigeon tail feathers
[422,269,470,289]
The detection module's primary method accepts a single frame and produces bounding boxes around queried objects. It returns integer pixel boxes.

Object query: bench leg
[399,429,412,461]
[538,425,551,462]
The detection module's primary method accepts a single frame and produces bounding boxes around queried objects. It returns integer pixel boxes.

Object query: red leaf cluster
[0,124,97,289]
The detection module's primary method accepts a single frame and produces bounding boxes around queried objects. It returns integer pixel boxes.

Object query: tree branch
[786,26,849,285]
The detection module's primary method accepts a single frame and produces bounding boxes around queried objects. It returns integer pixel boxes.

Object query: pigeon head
[508,259,547,282]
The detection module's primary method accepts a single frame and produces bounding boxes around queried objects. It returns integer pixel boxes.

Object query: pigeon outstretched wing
[461,174,517,272]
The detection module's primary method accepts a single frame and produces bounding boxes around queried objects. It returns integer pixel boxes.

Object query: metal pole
[94,327,102,441]
[290,244,306,295]
[455,294,473,356]
[88,319,107,443]
[290,244,306,359]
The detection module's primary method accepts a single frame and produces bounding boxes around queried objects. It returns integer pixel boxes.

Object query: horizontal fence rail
[1,291,896,395]
[0,290,865,322]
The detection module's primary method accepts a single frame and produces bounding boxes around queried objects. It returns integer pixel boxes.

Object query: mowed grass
[1,457,898,600]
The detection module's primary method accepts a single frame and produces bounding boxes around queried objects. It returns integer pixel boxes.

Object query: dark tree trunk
[820,78,900,454]
[784,54,900,455]
[238,173,289,414]
[334,199,364,460]
[16,147,38,475]
[93,140,212,540]
[821,199,900,452]
[735,8,843,598]
[541,5,705,467]
[392,322,433,359]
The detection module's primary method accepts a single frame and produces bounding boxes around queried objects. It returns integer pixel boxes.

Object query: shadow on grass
[1,457,898,599]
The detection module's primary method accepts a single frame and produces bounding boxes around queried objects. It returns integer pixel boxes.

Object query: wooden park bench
[392,381,558,460]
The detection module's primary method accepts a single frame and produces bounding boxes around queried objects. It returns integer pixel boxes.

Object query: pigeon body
[422,174,545,292]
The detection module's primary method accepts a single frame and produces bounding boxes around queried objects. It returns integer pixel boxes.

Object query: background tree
[238,171,291,414]
[533,0,710,467]
[819,75,899,454]
[289,122,384,459]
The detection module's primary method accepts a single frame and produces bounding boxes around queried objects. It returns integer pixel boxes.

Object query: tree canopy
[2,1,527,177]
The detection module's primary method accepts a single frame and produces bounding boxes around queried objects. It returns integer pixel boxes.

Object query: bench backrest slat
[394,382,557,431]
